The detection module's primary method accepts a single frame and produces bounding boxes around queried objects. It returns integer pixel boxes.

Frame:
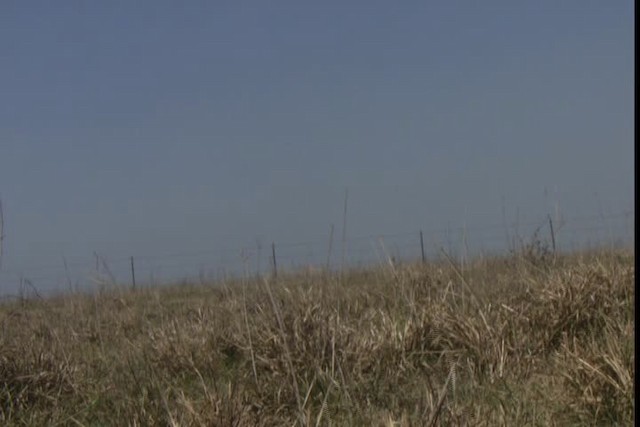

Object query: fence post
[93,251,99,275]
[256,239,262,278]
[130,256,136,290]
[326,224,334,272]
[271,242,277,278]
[340,188,349,274]
[419,230,426,264]
[548,214,557,255]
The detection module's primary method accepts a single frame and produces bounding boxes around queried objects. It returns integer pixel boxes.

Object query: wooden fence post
[271,242,277,278]
[326,224,334,272]
[130,256,136,290]
[340,188,348,274]
[548,214,557,255]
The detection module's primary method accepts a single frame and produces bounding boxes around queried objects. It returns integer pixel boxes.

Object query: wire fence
[0,210,633,298]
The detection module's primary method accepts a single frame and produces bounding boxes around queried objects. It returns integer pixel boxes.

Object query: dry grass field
[0,247,634,426]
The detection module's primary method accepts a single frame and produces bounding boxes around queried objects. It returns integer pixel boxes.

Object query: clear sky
[0,1,634,292]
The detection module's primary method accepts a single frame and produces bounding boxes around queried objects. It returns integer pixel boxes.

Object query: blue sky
[0,1,634,292]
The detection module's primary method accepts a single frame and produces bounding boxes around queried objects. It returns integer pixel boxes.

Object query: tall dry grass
[0,248,634,426]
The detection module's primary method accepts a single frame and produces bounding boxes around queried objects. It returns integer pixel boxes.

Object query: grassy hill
[0,248,634,426]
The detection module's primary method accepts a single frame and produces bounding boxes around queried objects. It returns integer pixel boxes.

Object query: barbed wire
[0,210,632,292]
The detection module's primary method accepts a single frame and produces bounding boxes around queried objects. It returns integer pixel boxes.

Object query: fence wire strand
[0,211,632,295]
